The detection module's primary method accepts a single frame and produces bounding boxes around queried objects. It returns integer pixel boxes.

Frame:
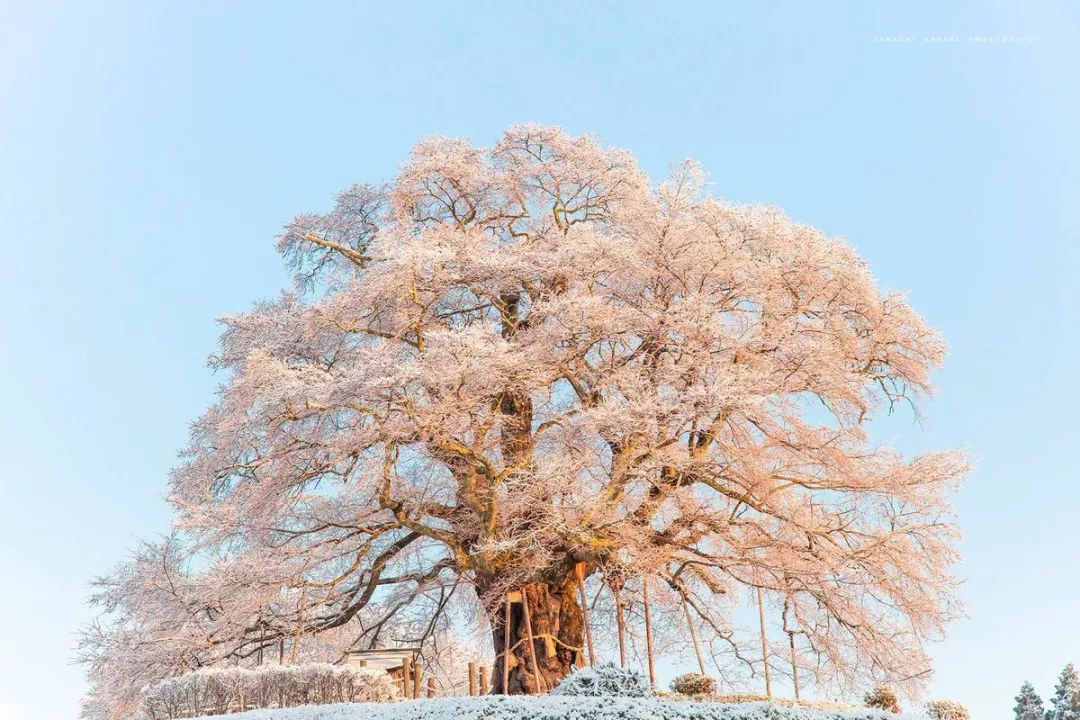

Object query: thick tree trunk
[488,575,585,694]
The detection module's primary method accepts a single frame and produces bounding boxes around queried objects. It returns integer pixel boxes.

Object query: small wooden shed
[346,647,422,677]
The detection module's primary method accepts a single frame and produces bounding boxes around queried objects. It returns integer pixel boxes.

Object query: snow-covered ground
[201,695,910,720]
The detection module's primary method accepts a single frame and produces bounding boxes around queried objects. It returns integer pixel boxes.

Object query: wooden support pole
[681,595,707,676]
[479,666,489,695]
[575,562,596,667]
[642,576,656,688]
[756,587,772,698]
[788,631,800,701]
[413,663,422,700]
[782,588,801,702]
[520,587,546,692]
[427,677,435,699]
[502,598,512,694]
[468,662,477,696]
[401,657,412,698]
[613,581,626,668]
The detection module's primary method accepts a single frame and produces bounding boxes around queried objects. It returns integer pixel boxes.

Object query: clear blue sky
[1,2,1077,718]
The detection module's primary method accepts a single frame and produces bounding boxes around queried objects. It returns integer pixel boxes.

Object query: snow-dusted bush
[863,687,901,714]
[550,662,652,698]
[925,700,968,720]
[653,692,855,713]
[196,694,915,720]
[142,663,399,719]
[671,672,718,696]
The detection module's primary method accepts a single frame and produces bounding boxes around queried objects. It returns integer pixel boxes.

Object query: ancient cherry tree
[82,125,967,716]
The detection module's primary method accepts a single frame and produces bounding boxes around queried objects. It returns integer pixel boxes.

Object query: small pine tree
[1014,681,1044,720]
[1049,664,1080,720]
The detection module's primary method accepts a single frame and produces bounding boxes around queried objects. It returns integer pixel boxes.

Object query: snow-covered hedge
[196,695,915,720]
[142,663,399,719]
[550,663,652,698]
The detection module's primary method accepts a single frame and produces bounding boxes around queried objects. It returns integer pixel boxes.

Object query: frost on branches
[80,125,968,717]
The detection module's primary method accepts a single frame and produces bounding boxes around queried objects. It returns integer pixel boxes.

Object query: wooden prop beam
[520,587,546,692]
[681,595,707,675]
[575,562,596,667]
[502,598,512,694]
[612,581,626,668]
[643,576,656,688]
[789,631,800,700]
[756,587,772,698]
